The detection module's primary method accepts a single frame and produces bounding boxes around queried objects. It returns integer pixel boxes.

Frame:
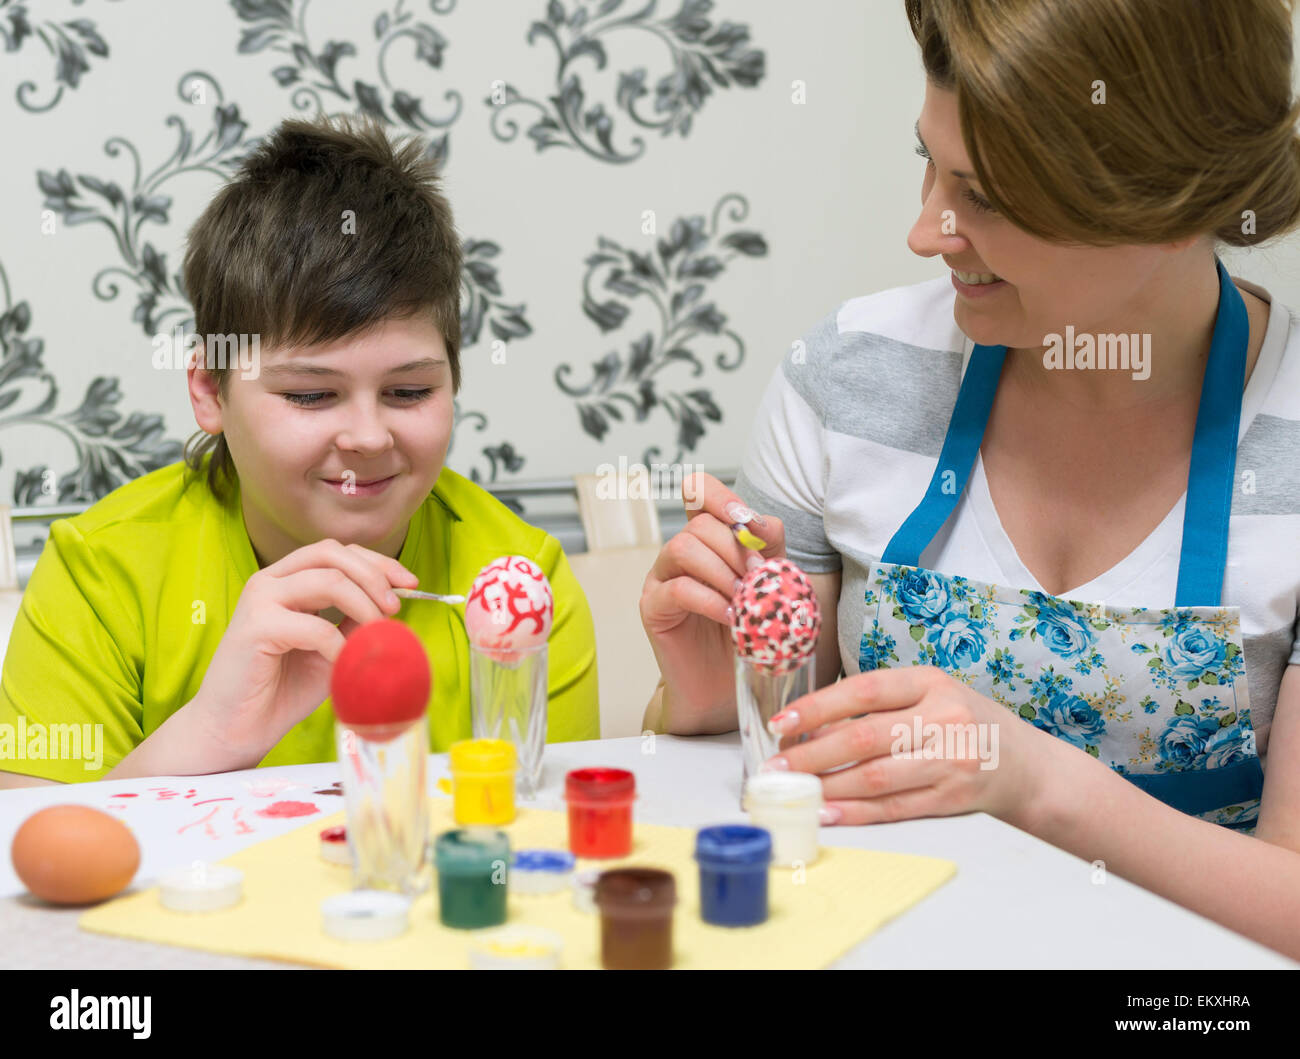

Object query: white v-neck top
[736,275,1300,764]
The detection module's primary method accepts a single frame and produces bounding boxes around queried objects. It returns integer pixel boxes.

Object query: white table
[1,733,1293,969]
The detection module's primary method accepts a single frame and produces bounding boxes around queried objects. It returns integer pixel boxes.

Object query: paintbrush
[393,588,466,604]
[724,503,769,551]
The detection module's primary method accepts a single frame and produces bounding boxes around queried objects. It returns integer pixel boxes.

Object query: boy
[0,115,599,786]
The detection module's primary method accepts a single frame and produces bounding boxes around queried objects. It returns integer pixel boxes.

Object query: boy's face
[189,313,454,567]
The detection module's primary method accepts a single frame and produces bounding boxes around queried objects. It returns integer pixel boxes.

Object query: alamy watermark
[593,455,705,509]
[152,325,260,379]
[1,719,104,771]
[50,990,150,1038]
[890,716,1000,771]
[1042,327,1151,380]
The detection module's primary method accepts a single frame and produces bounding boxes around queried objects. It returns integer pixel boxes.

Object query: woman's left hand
[765,665,1059,827]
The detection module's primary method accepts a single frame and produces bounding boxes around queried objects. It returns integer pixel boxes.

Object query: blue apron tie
[883,256,1246,608]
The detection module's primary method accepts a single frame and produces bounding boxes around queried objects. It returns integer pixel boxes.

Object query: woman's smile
[951,270,1009,298]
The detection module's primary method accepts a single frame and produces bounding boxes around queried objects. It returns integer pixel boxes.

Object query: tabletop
[1,732,1294,969]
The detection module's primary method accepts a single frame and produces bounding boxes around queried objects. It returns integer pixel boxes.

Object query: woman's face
[907,81,1175,351]
[190,312,454,567]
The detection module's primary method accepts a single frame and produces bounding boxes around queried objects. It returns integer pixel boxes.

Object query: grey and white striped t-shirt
[735,274,1300,765]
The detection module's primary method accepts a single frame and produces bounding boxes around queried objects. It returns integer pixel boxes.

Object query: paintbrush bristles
[392,589,466,603]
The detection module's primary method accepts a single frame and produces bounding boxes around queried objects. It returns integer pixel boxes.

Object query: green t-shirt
[0,459,599,782]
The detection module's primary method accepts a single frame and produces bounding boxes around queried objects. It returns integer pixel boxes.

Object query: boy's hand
[189,539,419,763]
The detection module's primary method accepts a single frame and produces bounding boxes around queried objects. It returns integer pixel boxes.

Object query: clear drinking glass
[470,642,548,798]
[735,653,815,795]
[335,718,429,895]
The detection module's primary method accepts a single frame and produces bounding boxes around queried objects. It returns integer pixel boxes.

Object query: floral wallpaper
[0,0,869,522]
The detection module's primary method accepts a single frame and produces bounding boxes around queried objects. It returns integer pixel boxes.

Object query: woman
[640,0,1300,959]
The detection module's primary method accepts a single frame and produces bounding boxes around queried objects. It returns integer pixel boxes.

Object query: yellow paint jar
[449,739,517,825]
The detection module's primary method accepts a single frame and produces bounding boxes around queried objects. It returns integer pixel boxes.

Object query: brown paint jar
[594,868,676,970]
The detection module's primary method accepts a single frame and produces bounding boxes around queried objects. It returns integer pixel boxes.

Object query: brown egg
[11,805,140,904]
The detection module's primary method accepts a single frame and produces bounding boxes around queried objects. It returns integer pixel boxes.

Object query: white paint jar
[158,861,244,913]
[742,772,822,868]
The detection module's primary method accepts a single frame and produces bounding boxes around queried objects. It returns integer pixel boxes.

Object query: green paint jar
[434,827,510,930]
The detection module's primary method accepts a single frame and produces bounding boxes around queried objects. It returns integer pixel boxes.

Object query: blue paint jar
[694,825,772,927]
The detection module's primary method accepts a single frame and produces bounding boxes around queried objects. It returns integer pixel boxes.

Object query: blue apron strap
[881,343,1006,567]
[882,256,1248,604]
[1175,257,1249,608]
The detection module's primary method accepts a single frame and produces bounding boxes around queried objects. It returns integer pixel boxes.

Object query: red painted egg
[330,619,431,740]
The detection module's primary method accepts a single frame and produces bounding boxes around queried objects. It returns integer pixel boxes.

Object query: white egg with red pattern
[465,555,554,663]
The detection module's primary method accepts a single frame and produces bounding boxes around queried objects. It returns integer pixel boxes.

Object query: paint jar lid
[320,890,411,942]
[572,868,601,914]
[511,849,576,894]
[695,825,773,868]
[319,826,351,866]
[159,861,244,913]
[435,827,511,875]
[449,739,516,774]
[743,771,823,811]
[594,868,676,914]
[565,767,636,802]
[468,926,564,969]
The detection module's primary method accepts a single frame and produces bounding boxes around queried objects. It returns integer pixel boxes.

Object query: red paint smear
[256,800,319,819]
[111,792,138,798]
[193,797,234,807]
[178,806,220,837]
[232,807,253,835]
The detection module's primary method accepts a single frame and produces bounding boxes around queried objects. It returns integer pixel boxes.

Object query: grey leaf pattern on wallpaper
[230,0,525,486]
[232,0,461,166]
[449,401,526,514]
[555,192,767,463]
[28,64,529,502]
[36,72,257,339]
[487,0,764,164]
[461,239,533,347]
[4,0,765,511]
[455,241,532,505]
[1,0,124,113]
[0,262,183,505]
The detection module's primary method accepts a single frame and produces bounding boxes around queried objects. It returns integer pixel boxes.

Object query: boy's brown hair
[181,114,462,502]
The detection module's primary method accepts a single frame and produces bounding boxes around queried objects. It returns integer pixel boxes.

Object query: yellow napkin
[80,799,956,969]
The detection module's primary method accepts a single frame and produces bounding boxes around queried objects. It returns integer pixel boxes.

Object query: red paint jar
[565,768,636,858]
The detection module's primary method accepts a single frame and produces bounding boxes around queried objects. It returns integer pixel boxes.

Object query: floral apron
[858,257,1264,832]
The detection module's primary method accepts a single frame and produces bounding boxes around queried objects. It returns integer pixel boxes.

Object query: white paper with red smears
[464,555,554,663]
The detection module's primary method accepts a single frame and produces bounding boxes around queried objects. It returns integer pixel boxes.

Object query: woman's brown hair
[904,0,1300,249]
[181,114,462,503]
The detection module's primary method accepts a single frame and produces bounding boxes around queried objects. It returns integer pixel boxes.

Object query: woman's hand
[640,472,785,733]
[189,539,419,765]
[763,665,1060,827]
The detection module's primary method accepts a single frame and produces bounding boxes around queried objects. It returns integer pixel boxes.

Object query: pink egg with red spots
[730,558,821,673]
[465,556,554,662]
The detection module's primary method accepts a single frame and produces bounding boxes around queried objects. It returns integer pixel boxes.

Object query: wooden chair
[567,470,664,738]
